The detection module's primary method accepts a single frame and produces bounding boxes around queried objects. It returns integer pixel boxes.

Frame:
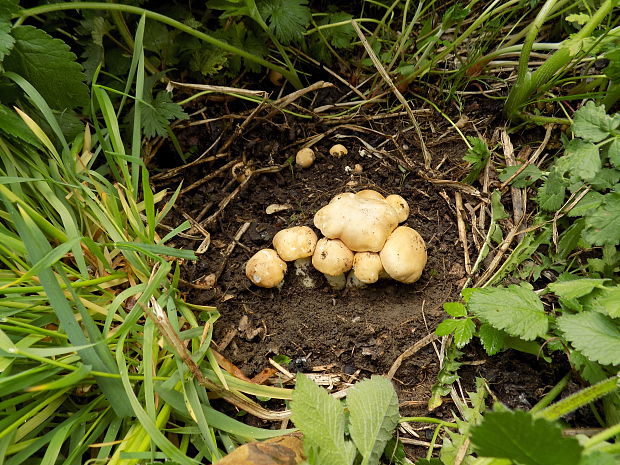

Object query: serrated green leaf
[436,318,475,348]
[582,192,620,246]
[558,312,620,365]
[607,139,620,167]
[499,165,543,188]
[567,191,604,217]
[258,0,311,44]
[468,286,548,341]
[537,169,567,211]
[141,91,188,139]
[291,374,355,465]
[444,302,467,317]
[463,136,490,184]
[478,324,505,356]
[0,104,41,146]
[318,11,355,49]
[548,278,607,299]
[0,18,14,62]
[3,26,89,110]
[588,286,620,318]
[565,13,590,25]
[556,139,601,181]
[348,376,400,465]
[471,410,583,465]
[572,101,618,142]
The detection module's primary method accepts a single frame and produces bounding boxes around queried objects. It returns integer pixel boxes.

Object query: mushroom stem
[346,271,367,288]
[325,273,346,290]
[294,257,315,288]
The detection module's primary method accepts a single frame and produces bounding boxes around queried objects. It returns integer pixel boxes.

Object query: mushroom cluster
[245,189,427,290]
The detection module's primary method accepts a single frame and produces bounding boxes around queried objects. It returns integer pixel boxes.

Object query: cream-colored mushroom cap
[356,189,385,200]
[314,194,399,252]
[296,148,315,168]
[353,252,384,284]
[312,238,353,276]
[385,194,410,223]
[245,249,287,288]
[379,226,427,284]
[272,226,318,261]
[329,192,355,204]
[329,144,348,157]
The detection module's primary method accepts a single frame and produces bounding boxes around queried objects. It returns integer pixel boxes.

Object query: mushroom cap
[353,252,384,284]
[329,192,355,204]
[312,238,354,276]
[379,226,427,284]
[314,193,399,252]
[245,249,287,288]
[356,189,385,200]
[272,226,318,261]
[385,194,410,223]
[296,148,315,168]
[329,144,348,157]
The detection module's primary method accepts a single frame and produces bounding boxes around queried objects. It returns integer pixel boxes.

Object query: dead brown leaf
[216,435,304,465]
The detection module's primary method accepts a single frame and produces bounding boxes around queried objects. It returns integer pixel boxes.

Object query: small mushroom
[385,194,410,223]
[356,189,385,200]
[352,252,384,284]
[231,162,251,182]
[245,249,287,288]
[353,164,363,173]
[273,226,318,261]
[312,238,354,290]
[296,148,315,168]
[379,226,427,284]
[329,144,348,158]
[269,70,284,86]
[314,192,399,252]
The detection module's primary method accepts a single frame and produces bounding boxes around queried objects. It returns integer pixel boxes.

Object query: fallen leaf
[266,203,291,215]
[216,435,304,465]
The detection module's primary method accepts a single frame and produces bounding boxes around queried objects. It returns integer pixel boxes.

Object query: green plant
[0,16,294,464]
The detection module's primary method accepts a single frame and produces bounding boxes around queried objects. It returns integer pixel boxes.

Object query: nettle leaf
[478,323,505,356]
[291,374,356,465]
[582,192,620,246]
[435,318,475,348]
[572,101,618,142]
[548,278,607,300]
[556,139,601,182]
[348,376,400,465]
[3,26,89,110]
[558,312,620,365]
[258,0,311,44]
[468,285,548,341]
[471,410,583,465]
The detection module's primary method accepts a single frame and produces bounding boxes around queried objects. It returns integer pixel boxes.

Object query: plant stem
[530,373,570,414]
[504,0,616,120]
[15,2,302,88]
[535,375,619,421]
[584,421,620,450]
[400,416,458,428]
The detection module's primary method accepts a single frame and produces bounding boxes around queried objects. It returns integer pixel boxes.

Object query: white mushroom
[385,194,410,223]
[312,238,354,290]
[245,249,287,288]
[296,148,315,168]
[355,189,385,200]
[314,192,399,252]
[352,252,384,285]
[379,226,427,284]
[329,144,348,158]
[273,226,318,288]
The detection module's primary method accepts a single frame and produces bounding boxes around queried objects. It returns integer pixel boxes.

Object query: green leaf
[572,101,618,142]
[0,0,18,62]
[470,410,583,465]
[567,191,604,217]
[0,104,41,146]
[558,312,620,365]
[3,26,89,110]
[348,376,400,465]
[291,374,355,465]
[582,193,620,246]
[537,169,567,211]
[548,278,607,299]
[463,136,490,184]
[141,91,189,139]
[557,218,585,260]
[588,286,620,318]
[444,302,467,317]
[468,285,548,341]
[556,139,601,182]
[318,11,355,49]
[608,139,620,167]
[478,324,505,356]
[435,318,475,348]
[258,0,311,44]
[499,165,543,188]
